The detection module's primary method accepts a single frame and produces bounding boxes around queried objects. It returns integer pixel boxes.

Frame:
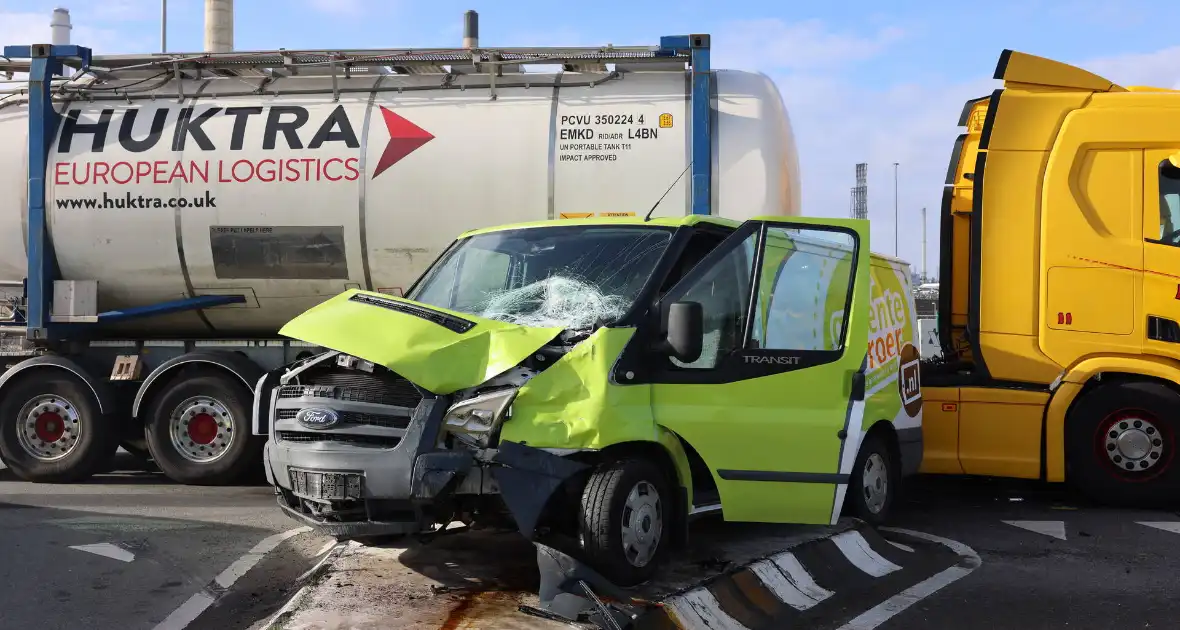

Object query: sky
[5,0,1180,279]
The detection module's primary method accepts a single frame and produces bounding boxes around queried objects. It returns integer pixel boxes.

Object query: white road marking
[665,588,748,630]
[835,527,982,630]
[887,540,915,553]
[831,530,902,577]
[1002,520,1067,541]
[69,542,135,563]
[1137,522,1180,535]
[152,526,310,630]
[315,540,337,556]
[750,552,832,610]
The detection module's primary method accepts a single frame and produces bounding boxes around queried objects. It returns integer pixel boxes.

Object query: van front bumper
[263,385,589,540]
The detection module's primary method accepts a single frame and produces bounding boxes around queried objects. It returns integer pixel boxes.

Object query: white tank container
[0,68,801,336]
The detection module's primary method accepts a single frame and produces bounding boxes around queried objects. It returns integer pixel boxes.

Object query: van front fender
[1046,354,1180,482]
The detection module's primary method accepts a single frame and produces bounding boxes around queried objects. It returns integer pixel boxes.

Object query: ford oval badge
[296,407,339,429]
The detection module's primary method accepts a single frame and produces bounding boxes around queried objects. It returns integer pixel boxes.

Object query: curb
[631,522,976,630]
[258,540,351,630]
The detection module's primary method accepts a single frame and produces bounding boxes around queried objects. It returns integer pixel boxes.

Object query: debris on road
[263,520,971,630]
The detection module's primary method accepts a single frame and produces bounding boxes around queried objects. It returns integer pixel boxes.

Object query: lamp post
[161,0,167,53]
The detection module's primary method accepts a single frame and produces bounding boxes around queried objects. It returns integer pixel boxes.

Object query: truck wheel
[0,373,118,483]
[1066,381,1180,507]
[578,458,672,586]
[846,430,897,525]
[144,370,260,485]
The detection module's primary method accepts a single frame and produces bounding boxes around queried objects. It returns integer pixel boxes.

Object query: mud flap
[488,440,589,537]
[532,542,643,630]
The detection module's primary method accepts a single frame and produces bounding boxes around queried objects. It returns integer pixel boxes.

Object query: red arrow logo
[371,107,434,179]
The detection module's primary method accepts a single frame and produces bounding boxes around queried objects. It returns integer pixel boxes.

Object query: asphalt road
[0,454,331,630]
[5,453,1180,630]
[882,476,1180,630]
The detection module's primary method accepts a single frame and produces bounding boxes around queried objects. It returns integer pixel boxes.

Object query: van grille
[275,408,410,429]
[276,431,401,448]
[279,369,422,407]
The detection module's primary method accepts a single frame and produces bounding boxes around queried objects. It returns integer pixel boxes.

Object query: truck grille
[276,431,401,448]
[279,368,423,407]
[275,408,410,430]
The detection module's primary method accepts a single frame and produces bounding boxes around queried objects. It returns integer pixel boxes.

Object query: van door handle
[850,370,865,401]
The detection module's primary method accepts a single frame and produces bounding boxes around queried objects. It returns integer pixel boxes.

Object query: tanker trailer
[0,34,802,485]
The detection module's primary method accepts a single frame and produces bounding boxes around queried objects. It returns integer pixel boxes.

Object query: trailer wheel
[1066,380,1180,507]
[578,458,672,586]
[0,373,118,483]
[144,370,260,485]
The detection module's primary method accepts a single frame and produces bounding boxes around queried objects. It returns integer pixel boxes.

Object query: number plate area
[288,468,363,501]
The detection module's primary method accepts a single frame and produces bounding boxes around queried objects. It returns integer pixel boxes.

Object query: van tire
[578,458,672,586]
[1065,381,1180,507]
[846,431,897,525]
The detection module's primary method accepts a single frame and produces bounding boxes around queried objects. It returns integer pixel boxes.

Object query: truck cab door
[647,217,871,525]
[1144,150,1180,345]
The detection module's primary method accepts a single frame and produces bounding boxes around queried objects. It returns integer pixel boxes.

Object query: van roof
[458,214,741,238]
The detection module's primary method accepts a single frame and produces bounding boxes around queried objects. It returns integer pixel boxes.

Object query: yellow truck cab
[258,214,923,584]
[922,50,1180,505]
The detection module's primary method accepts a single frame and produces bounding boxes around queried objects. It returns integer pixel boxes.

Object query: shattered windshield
[407,225,673,330]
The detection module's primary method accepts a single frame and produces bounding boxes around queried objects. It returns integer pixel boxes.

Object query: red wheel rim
[1093,407,1174,482]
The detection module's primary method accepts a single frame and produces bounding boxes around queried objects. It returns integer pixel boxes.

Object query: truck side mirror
[661,301,703,363]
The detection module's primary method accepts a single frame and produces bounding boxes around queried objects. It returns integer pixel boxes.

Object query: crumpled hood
[279,289,564,395]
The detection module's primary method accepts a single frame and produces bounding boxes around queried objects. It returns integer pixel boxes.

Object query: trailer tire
[0,373,118,483]
[144,370,260,485]
[1066,380,1180,507]
[578,458,672,587]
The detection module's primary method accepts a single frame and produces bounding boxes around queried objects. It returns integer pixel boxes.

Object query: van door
[648,217,870,525]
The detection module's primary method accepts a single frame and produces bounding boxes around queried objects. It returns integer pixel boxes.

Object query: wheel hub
[16,395,82,462]
[169,397,235,463]
[862,453,889,514]
[620,481,662,568]
[1103,414,1165,473]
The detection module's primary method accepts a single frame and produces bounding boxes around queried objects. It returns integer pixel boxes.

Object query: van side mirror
[661,301,703,363]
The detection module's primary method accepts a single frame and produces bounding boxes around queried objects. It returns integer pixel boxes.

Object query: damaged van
[257,214,924,585]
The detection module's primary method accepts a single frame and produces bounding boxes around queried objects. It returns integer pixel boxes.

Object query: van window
[751,228,856,351]
[670,232,758,369]
[1157,161,1180,246]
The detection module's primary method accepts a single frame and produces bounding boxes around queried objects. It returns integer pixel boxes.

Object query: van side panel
[864,256,923,476]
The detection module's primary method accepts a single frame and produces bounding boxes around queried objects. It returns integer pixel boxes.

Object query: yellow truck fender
[1045,354,1180,481]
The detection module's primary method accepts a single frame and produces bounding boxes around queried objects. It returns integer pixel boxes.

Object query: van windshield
[407,225,673,330]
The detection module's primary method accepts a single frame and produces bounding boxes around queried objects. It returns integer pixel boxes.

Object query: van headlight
[443,388,517,448]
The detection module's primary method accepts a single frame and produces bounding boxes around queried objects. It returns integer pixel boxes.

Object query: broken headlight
[443,387,517,448]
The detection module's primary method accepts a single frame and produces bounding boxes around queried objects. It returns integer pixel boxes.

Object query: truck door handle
[850,370,865,402]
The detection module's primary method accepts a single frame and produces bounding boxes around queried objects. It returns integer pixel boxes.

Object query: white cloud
[305,0,364,16]
[713,19,906,72]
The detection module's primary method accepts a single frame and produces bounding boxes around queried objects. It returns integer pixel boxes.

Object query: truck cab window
[1157,161,1180,246]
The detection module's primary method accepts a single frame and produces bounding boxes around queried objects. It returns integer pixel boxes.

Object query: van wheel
[144,370,260,485]
[1066,381,1180,507]
[0,373,118,483]
[846,431,897,525]
[578,458,672,586]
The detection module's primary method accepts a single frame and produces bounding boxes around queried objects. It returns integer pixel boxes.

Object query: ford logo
[295,407,339,429]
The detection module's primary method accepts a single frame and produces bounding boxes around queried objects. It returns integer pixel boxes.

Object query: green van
[259,214,924,585]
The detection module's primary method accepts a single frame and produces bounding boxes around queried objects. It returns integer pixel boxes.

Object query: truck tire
[1066,380,1180,507]
[845,430,897,525]
[144,370,260,485]
[0,373,118,483]
[578,458,672,586]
